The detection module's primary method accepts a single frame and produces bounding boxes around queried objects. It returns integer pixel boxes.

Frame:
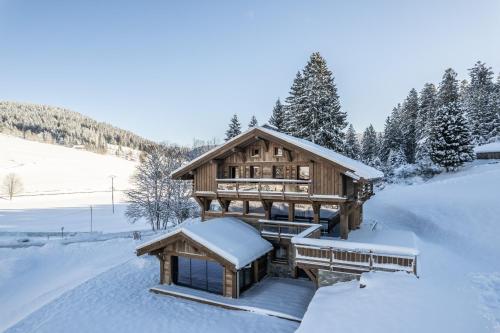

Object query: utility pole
[109,175,116,214]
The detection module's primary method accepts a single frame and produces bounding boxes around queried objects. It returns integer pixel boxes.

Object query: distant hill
[0,101,154,154]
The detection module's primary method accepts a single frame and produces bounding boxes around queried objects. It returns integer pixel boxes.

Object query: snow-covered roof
[136,217,273,269]
[172,126,383,181]
[474,141,500,153]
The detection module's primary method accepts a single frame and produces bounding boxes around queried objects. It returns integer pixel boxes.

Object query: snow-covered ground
[298,160,500,333]
[1,239,298,333]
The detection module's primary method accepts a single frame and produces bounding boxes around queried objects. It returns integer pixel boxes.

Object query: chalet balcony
[213,178,347,203]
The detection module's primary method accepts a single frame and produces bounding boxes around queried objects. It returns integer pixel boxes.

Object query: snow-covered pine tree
[291,53,347,151]
[387,147,407,170]
[430,68,474,171]
[464,61,499,144]
[284,71,306,136]
[248,115,258,128]
[380,105,404,164]
[344,124,361,159]
[225,114,242,141]
[269,99,286,132]
[361,124,378,166]
[400,88,419,164]
[416,83,438,165]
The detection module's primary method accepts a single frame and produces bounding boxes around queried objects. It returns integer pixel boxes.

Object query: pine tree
[464,61,499,144]
[400,88,419,164]
[284,71,306,136]
[248,115,258,128]
[269,99,286,131]
[430,68,474,171]
[344,124,361,159]
[387,147,407,170]
[381,105,404,164]
[416,83,438,164]
[361,124,378,166]
[225,114,241,141]
[286,53,347,151]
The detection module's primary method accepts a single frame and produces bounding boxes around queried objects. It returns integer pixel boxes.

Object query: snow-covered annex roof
[474,141,500,153]
[136,217,273,269]
[172,126,383,181]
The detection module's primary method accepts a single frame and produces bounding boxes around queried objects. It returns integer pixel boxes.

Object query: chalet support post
[312,202,321,224]
[348,207,355,230]
[262,200,273,220]
[288,202,295,221]
[340,204,349,239]
[359,205,364,227]
[243,201,249,215]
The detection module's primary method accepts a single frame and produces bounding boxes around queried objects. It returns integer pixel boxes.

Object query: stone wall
[318,269,359,287]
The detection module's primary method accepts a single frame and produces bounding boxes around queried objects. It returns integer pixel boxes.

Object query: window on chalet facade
[251,148,260,157]
[273,244,288,261]
[249,165,260,178]
[274,147,283,157]
[272,165,284,179]
[229,166,238,178]
[297,166,310,180]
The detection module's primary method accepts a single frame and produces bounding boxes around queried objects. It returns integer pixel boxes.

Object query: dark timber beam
[312,202,321,224]
[288,202,295,221]
[243,201,250,215]
[339,204,349,239]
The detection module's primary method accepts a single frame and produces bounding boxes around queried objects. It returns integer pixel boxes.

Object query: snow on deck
[152,277,315,321]
[137,217,273,269]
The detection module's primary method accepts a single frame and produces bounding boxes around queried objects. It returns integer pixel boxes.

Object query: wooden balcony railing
[216,178,311,199]
[258,219,322,240]
[292,238,418,275]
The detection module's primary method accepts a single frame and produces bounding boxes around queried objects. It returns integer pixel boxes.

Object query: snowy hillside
[0,134,153,233]
[298,160,500,333]
[0,133,137,207]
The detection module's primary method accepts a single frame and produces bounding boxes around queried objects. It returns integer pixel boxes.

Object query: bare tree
[3,173,23,200]
[125,144,196,230]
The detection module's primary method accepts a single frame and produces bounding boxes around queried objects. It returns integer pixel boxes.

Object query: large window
[229,166,238,178]
[239,264,254,293]
[249,166,261,178]
[172,256,223,295]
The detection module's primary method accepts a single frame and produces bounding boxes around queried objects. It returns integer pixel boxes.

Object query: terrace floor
[151,277,316,322]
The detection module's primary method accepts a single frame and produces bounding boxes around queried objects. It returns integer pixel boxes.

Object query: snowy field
[0,239,298,333]
[0,133,136,207]
[0,134,151,240]
[299,160,500,333]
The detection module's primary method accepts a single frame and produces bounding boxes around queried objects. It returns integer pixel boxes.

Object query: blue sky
[1,0,499,145]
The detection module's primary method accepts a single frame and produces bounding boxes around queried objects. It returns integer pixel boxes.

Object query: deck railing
[216,178,311,198]
[257,219,322,240]
[292,239,418,275]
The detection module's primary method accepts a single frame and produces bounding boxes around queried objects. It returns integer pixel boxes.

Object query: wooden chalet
[137,126,422,299]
